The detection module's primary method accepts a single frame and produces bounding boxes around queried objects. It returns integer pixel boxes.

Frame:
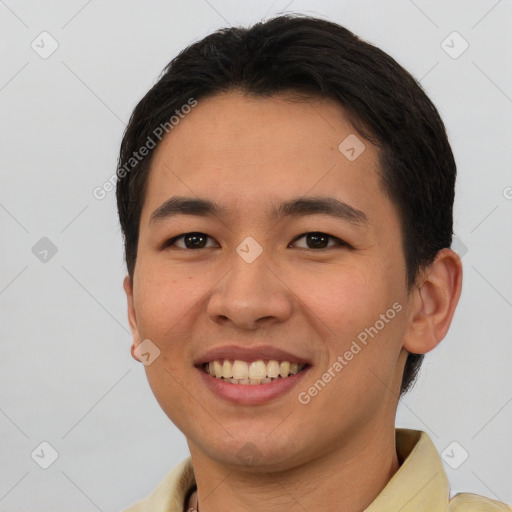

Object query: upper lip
[194,345,311,366]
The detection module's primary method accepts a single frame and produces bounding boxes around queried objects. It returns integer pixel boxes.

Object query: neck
[188,424,400,512]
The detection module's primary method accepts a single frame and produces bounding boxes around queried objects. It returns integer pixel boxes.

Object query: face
[124,91,413,471]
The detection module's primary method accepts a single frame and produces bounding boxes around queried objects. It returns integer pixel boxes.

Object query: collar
[125,429,451,511]
[366,428,449,511]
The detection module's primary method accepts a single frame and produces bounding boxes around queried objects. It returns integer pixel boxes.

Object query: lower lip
[197,366,310,405]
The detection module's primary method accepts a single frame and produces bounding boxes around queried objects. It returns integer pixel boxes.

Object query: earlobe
[123,275,143,362]
[403,248,463,355]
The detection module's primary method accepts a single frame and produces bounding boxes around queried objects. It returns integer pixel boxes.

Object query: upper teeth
[205,359,305,383]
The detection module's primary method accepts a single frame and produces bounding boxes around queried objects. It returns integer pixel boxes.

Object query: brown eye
[165,232,216,249]
[291,232,349,250]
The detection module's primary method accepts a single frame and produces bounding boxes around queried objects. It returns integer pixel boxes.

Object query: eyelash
[163,232,352,251]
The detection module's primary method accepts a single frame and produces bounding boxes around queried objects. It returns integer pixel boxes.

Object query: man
[116,14,511,512]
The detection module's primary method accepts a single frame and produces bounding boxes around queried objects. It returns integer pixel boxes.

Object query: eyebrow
[149,195,368,226]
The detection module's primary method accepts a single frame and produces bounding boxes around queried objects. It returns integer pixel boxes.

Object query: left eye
[290,232,349,250]
[163,231,349,250]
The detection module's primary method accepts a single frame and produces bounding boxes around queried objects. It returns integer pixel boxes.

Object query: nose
[206,248,294,330]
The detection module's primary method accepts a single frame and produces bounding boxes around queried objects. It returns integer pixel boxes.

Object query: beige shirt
[124,429,511,511]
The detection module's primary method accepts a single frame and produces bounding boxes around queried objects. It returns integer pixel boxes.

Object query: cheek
[133,265,206,346]
[292,263,388,341]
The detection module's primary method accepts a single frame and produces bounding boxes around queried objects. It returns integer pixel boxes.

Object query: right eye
[163,232,218,250]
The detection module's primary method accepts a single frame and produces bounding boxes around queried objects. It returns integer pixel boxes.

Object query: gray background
[1,0,511,510]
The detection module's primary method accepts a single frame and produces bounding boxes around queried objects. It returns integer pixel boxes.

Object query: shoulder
[123,457,195,512]
[449,492,512,511]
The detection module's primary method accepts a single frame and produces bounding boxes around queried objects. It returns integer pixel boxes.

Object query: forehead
[154,90,368,165]
[140,90,389,227]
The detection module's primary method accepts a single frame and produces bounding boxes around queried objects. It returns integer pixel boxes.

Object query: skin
[124,90,463,512]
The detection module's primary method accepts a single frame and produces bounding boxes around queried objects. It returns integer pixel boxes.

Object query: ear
[403,248,463,355]
[123,275,143,363]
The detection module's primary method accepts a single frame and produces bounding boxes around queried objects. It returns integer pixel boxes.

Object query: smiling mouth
[202,359,309,385]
